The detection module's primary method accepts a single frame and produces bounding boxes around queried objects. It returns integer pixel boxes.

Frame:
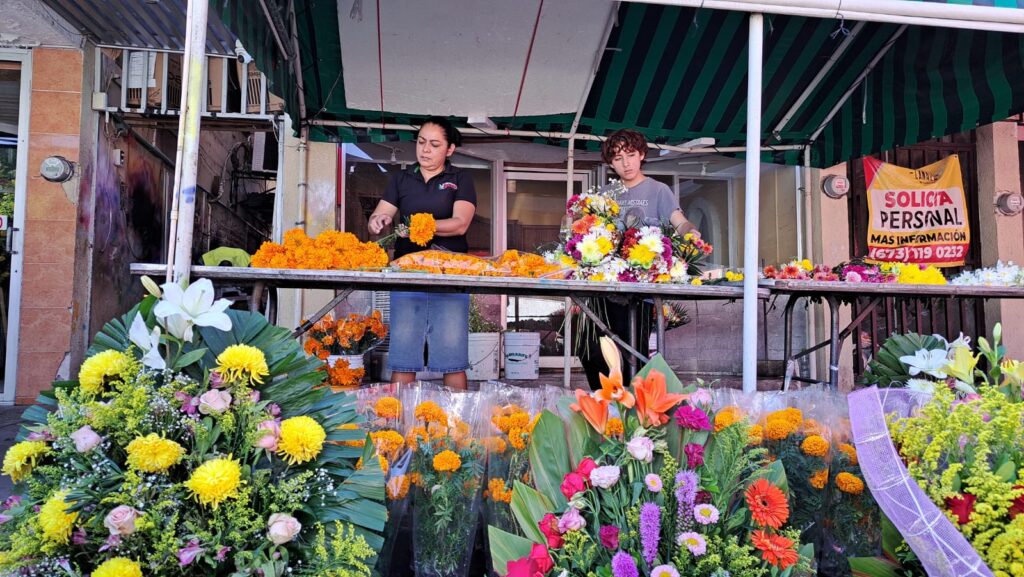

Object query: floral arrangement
[544,182,712,283]
[303,311,387,359]
[406,391,486,577]
[763,259,838,281]
[837,261,897,283]
[0,278,386,576]
[324,357,365,391]
[378,212,437,248]
[251,228,389,270]
[883,262,947,285]
[390,249,565,278]
[951,261,1024,286]
[489,338,812,577]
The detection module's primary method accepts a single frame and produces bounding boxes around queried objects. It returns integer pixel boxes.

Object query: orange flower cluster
[386,474,411,500]
[489,404,536,452]
[324,357,364,391]
[745,479,800,569]
[486,478,514,503]
[493,250,565,278]
[374,396,402,420]
[408,213,436,247]
[304,311,387,359]
[251,228,388,270]
[391,249,565,278]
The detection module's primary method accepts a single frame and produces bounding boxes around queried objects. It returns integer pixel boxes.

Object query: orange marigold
[801,435,830,458]
[839,443,859,465]
[745,478,790,529]
[748,424,764,445]
[371,430,405,460]
[605,417,625,437]
[809,468,829,490]
[410,472,423,487]
[387,475,411,500]
[508,427,527,451]
[751,530,800,569]
[325,358,364,391]
[374,396,402,420]
[406,426,428,451]
[483,436,508,454]
[802,418,826,436]
[408,213,436,247]
[714,406,744,432]
[433,449,462,473]
[414,401,448,426]
[765,408,803,440]
[337,423,365,448]
[836,472,865,495]
[487,478,513,503]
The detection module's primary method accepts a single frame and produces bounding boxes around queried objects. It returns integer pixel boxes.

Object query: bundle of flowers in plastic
[951,261,1024,286]
[405,387,487,577]
[0,278,385,576]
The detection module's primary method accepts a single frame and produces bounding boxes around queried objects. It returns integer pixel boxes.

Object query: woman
[368,117,477,390]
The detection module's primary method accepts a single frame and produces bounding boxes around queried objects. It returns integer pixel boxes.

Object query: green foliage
[527,410,572,511]
[861,332,945,387]
[488,525,535,576]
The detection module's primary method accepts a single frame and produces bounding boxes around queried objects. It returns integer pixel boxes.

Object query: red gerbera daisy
[745,479,790,529]
[751,530,800,569]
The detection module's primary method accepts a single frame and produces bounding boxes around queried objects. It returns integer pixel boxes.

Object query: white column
[742,13,764,393]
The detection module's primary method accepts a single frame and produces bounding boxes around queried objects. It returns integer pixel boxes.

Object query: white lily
[153,278,232,342]
[899,348,949,379]
[129,313,166,370]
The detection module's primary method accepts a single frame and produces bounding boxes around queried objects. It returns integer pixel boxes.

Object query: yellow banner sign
[863,155,969,267]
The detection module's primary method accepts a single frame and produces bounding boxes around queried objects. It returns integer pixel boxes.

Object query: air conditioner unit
[251,132,279,174]
[237,61,285,114]
[124,52,181,109]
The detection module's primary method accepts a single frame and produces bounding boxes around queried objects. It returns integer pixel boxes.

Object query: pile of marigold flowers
[251,228,388,270]
[391,249,567,278]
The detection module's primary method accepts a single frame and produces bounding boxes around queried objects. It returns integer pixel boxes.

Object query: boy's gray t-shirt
[611,177,680,226]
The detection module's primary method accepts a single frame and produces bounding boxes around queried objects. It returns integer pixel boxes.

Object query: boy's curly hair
[600,129,648,163]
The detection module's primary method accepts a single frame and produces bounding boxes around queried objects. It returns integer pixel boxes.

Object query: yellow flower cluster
[888,262,947,285]
[605,417,624,437]
[835,472,865,495]
[801,435,830,457]
[374,396,402,420]
[408,213,436,247]
[251,228,388,270]
[490,405,532,451]
[764,408,803,440]
[125,434,185,473]
[276,416,326,465]
[93,558,143,577]
[809,469,829,490]
[724,270,744,282]
[185,457,243,509]
[215,344,270,385]
[414,401,448,426]
[714,406,745,432]
[78,350,131,396]
[38,491,77,544]
[433,449,462,473]
[371,430,405,461]
[2,440,49,482]
[487,478,514,503]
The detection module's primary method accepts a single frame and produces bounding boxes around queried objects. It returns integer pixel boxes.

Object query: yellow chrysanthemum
[78,350,130,396]
[215,344,270,385]
[414,401,448,426]
[276,416,326,465]
[371,430,405,460]
[38,491,77,544]
[433,450,462,472]
[387,475,411,500]
[839,443,859,465]
[2,441,49,482]
[374,397,402,419]
[125,434,185,473]
[93,557,142,577]
[748,424,764,446]
[714,406,744,432]
[801,435,830,458]
[337,423,365,448]
[809,469,829,490]
[605,417,624,437]
[185,457,243,509]
[836,472,865,495]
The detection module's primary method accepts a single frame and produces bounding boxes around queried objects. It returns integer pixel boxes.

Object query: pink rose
[557,507,586,533]
[560,472,587,500]
[626,436,654,463]
[575,457,597,478]
[599,525,620,549]
[267,513,302,545]
[255,420,281,451]
[198,390,232,415]
[70,425,101,453]
[104,505,140,536]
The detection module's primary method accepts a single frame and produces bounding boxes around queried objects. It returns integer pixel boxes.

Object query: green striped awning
[214,1,1024,168]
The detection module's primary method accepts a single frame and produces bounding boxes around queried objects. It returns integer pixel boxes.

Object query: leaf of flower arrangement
[172,348,208,370]
[488,524,537,574]
[510,480,556,545]
[86,298,156,356]
[753,459,791,497]
[527,410,572,511]
[847,555,902,577]
[564,409,600,467]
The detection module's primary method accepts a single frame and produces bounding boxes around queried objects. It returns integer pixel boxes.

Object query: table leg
[570,296,649,365]
[827,295,841,389]
[628,298,639,376]
[250,281,265,314]
[654,296,666,356]
[782,295,799,390]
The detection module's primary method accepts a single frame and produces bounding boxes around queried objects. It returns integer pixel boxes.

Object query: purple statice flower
[674,405,711,431]
[675,470,700,526]
[611,551,639,577]
[178,539,204,567]
[684,443,705,468]
[640,503,661,567]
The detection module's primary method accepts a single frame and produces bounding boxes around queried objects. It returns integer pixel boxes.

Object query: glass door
[0,52,29,403]
[503,171,588,366]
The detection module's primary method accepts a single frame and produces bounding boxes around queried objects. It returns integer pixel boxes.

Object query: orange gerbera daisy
[633,369,688,427]
[751,530,800,569]
[593,337,635,408]
[745,479,790,529]
[569,388,609,434]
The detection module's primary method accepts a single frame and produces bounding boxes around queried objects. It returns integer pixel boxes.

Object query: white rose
[267,513,301,545]
[589,465,621,489]
[198,390,232,415]
[103,505,140,536]
[625,436,654,463]
[70,425,102,453]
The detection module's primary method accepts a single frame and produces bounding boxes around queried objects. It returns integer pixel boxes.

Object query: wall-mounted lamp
[40,155,76,183]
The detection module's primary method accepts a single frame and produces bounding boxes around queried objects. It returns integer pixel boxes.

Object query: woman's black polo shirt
[382,162,477,259]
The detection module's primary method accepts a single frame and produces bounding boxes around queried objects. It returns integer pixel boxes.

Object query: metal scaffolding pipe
[742,13,764,393]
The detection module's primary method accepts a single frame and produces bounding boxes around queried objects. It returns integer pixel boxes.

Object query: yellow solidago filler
[801,435,830,457]
[185,457,243,509]
[126,434,185,473]
[988,516,1024,577]
[714,406,744,432]
[374,396,402,419]
[605,417,624,437]
[433,449,462,473]
[839,443,858,465]
[747,424,764,446]
[38,491,77,544]
[809,469,828,490]
[2,441,49,482]
[414,401,448,426]
[337,423,364,448]
[276,416,326,465]
[836,472,865,495]
[93,557,142,577]
[78,349,130,396]
[215,344,270,385]
[371,430,405,460]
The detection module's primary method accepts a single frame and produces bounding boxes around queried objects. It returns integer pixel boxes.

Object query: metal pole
[741,13,763,394]
[169,0,208,283]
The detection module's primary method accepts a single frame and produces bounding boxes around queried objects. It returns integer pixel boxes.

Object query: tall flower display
[0,279,386,576]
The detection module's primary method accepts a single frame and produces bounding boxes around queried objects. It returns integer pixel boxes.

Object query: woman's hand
[368,213,393,234]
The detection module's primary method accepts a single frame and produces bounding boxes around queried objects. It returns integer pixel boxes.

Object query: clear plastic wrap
[390,249,571,279]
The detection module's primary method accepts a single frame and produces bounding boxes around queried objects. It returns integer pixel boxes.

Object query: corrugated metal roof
[40,0,238,55]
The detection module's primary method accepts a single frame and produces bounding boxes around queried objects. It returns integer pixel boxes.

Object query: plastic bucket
[466,332,501,381]
[503,332,541,380]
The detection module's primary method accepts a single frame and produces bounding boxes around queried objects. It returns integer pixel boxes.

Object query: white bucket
[466,332,500,381]
[326,354,365,371]
[503,332,541,380]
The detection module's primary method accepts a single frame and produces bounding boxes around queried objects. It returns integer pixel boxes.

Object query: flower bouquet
[488,338,813,577]
[303,311,387,390]
[251,227,389,270]
[406,388,486,577]
[0,277,386,576]
[378,212,437,249]
[951,261,1024,286]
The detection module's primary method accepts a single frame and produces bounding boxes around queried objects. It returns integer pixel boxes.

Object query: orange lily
[569,388,609,434]
[594,337,635,408]
[633,369,688,427]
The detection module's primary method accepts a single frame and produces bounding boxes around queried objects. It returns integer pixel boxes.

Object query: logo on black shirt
[440,182,458,191]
